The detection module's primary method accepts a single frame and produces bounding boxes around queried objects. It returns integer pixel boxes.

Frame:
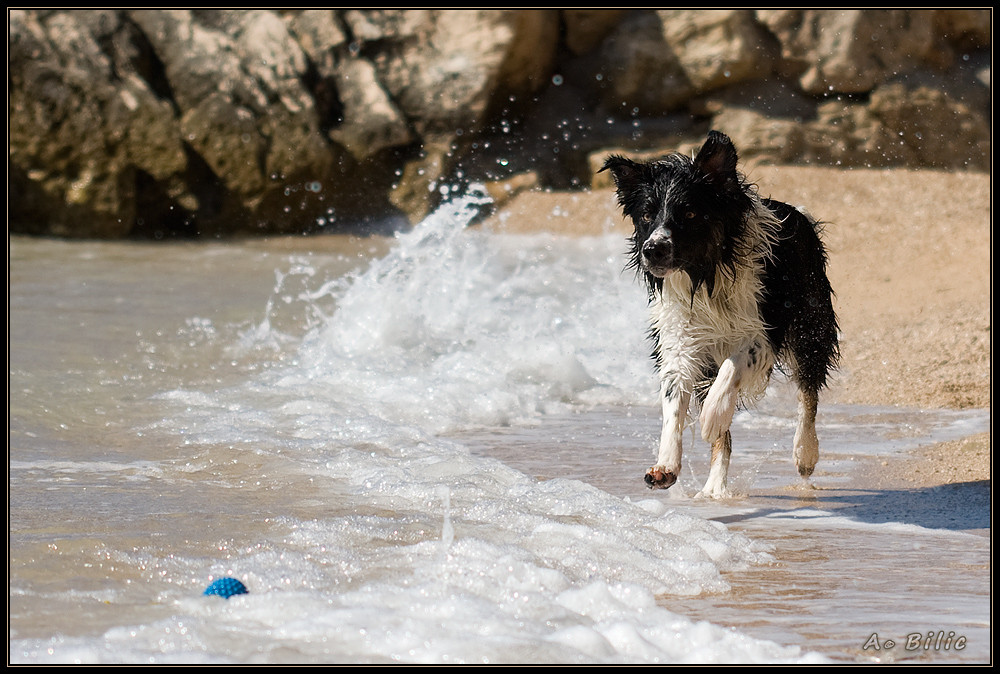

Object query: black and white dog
[601,131,839,498]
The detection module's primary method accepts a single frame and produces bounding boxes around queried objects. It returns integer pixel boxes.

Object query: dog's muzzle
[641,231,674,277]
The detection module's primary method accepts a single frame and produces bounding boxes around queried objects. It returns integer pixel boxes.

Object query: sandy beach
[483,166,991,487]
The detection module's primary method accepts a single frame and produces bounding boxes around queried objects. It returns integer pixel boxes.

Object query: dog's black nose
[642,236,672,267]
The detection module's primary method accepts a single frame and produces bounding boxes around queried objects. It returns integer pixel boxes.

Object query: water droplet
[552,74,564,86]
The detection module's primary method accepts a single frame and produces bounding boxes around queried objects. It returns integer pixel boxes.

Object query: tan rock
[328,56,413,161]
[659,9,774,92]
[758,9,935,94]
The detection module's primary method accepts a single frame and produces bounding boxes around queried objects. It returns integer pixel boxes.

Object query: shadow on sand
[712,479,991,533]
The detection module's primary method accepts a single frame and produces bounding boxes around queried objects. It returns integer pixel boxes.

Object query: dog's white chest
[651,268,773,398]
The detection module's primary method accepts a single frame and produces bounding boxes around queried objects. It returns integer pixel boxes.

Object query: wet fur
[601,130,839,497]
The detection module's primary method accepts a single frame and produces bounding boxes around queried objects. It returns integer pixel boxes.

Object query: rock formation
[8,9,990,238]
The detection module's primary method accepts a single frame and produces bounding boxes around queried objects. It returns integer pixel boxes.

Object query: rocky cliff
[8,9,990,238]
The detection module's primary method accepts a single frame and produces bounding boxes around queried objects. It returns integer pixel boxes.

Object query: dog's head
[601,131,753,297]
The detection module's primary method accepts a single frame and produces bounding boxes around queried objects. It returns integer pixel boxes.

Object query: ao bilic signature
[863,631,967,652]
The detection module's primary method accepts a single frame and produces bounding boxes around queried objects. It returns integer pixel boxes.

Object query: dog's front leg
[697,341,770,498]
[646,381,689,489]
[697,430,733,499]
[700,357,741,444]
[700,339,770,443]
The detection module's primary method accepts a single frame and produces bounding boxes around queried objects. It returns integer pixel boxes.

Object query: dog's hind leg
[698,430,733,498]
[646,384,689,489]
[793,387,819,478]
[787,322,834,480]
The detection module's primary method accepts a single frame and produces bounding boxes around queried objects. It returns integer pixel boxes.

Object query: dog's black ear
[693,131,739,185]
[600,154,645,190]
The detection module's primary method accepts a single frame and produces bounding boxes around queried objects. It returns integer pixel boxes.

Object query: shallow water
[8,191,990,664]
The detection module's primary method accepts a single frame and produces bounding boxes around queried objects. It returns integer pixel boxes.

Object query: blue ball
[204,577,248,599]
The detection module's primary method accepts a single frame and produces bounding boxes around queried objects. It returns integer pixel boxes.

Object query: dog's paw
[645,466,677,489]
[696,471,733,498]
[793,429,820,478]
[695,484,733,499]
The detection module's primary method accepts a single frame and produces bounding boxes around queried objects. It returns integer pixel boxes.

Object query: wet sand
[481,166,991,486]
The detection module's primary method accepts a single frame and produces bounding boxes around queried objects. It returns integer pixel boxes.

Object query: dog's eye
[640,212,654,223]
[684,211,697,220]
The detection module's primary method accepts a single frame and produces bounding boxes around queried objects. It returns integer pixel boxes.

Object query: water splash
[264,184,651,434]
